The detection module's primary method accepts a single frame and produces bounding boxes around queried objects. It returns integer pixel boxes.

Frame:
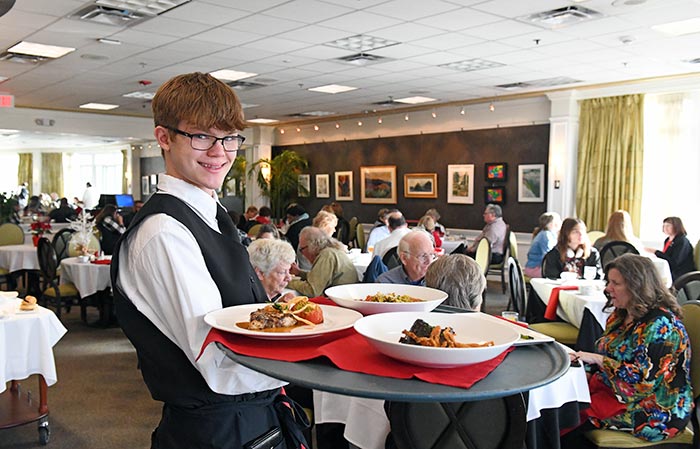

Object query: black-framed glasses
[164,126,245,152]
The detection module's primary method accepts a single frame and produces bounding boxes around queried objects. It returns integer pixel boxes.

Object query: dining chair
[382,246,401,270]
[694,239,700,274]
[0,222,24,246]
[673,271,700,305]
[246,223,262,238]
[66,233,101,257]
[37,237,80,320]
[474,238,491,276]
[600,241,639,269]
[51,228,75,262]
[355,223,366,252]
[347,216,357,248]
[386,393,527,449]
[507,257,526,316]
[587,230,605,245]
[583,300,700,448]
[487,226,511,293]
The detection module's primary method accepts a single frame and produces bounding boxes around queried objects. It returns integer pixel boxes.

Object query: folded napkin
[583,373,626,420]
[91,259,111,265]
[544,286,579,320]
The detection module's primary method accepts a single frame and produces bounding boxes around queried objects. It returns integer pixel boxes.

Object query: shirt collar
[155,173,220,230]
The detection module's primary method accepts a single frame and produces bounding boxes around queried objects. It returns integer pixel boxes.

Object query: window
[0,153,19,195]
[63,152,123,202]
[641,92,700,243]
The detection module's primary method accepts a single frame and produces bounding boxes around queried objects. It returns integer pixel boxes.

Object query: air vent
[335,53,388,66]
[0,52,45,64]
[371,99,399,106]
[495,77,582,90]
[72,5,148,26]
[225,80,267,91]
[523,6,602,28]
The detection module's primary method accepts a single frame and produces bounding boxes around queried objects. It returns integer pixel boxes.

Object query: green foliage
[0,192,18,224]
[221,155,247,198]
[248,150,309,218]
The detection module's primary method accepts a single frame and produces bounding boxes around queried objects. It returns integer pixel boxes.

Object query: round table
[0,244,39,273]
[59,257,112,298]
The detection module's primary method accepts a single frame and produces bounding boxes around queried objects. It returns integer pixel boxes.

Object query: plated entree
[399,319,494,348]
[239,296,324,332]
[361,292,423,303]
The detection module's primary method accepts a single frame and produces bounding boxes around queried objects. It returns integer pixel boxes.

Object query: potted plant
[221,155,247,198]
[248,150,309,219]
[0,192,19,224]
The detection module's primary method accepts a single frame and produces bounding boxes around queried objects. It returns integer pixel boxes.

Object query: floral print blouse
[591,307,693,441]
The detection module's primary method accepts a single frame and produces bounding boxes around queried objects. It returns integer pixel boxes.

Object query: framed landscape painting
[485,162,507,182]
[298,174,310,197]
[316,174,330,198]
[360,165,397,204]
[404,173,437,198]
[334,171,353,201]
[518,164,545,202]
[447,164,474,204]
[485,186,506,204]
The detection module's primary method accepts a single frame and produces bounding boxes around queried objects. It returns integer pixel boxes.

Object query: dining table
[0,243,40,273]
[440,236,471,254]
[59,257,114,327]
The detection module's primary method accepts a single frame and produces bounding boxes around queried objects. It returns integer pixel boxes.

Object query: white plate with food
[325,283,447,315]
[204,301,362,340]
[475,313,555,346]
[354,312,519,367]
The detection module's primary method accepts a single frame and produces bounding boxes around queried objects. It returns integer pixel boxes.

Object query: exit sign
[0,94,14,107]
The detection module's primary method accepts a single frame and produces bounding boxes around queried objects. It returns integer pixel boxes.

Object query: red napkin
[91,259,111,265]
[544,286,579,320]
[202,328,513,389]
[582,374,626,420]
[493,315,529,328]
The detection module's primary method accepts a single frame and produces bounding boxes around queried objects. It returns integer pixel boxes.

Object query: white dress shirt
[117,174,286,395]
[373,227,411,259]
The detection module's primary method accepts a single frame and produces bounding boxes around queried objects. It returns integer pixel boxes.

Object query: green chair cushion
[585,428,693,447]
[530,322,579,345]
[43,283,79,297]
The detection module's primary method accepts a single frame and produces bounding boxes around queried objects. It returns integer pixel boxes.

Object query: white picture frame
[447,164,474,204]
[316,174,330,198]
[298,174,310,197]
[518,164,545,203]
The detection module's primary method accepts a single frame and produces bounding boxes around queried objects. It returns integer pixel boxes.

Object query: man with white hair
[377,230,435,286]
[465,203,507,264]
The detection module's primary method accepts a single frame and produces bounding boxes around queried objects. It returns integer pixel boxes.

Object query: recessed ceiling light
[308,84,357,94]
[96,0,191,16]
[240,103,259,109]
[439,58,505,72]
[8,41,75,59]
[97,38,121,45]
[299,111,336,117]
[325,34,400,52]
[79,103,119,110]
[394,96,437,105]
[652,17,700,36]
[209,69,258,82]
[523,6,602,28]
[123,91,154,99]
[247,118,278,124]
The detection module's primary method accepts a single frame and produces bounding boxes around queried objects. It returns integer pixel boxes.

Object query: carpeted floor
[1,281,510,449]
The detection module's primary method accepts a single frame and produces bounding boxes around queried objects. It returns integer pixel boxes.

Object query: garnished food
[399,319,494,348]
[520,334,534,340]
[362,292,423,303]
[247,296,324,331]
[20,295,37,311]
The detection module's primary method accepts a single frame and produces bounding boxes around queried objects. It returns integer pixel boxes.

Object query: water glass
[501,311,518,322]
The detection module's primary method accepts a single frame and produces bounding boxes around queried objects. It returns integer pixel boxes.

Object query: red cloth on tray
[91,259,111,265]
[544,285,579,320]
[202,327,512,389]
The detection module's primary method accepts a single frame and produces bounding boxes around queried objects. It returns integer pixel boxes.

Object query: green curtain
[576,94,644,234]
[41,153,64,197]
[121,149,128,193]
[18,153,33,194]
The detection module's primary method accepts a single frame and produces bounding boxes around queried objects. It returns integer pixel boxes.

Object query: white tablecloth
[0,243,40,272]
[645,254,672,288]
[441,238,470,254]
[60,257,112,297]
[0,299,67,393]
[348,252,373,280]
[530,278,611,329]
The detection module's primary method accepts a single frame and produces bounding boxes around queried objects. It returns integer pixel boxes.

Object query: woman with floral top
[570,254,692,444]
[95,204,125,255]
[542,217,603,279]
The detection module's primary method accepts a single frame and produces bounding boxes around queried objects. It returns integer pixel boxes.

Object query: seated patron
[288,227,358,297]
[237,206,258,232]
[377,231,435,286]
[48,197,77,223]
[95,204,125,255]
[425,254,486,311]
[593,210,644,254]
[567,254,692,445]
[543,217,602,279]
[255,206,272,225]
[416,214,441,248]
[524,212,561,278]
[424,208,445,236]
[283,203,312,250]
[365,208,391,251]
[122,200,144,227]
[312,210,338,237]
[645,216,696,281]
[373,211,411,259]
[247,239,296,301]
[331,202,351,245]
[255,224,280,240]
[465,204,507,264]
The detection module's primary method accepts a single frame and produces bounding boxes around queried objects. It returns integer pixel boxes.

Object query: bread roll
[20,295,37,311]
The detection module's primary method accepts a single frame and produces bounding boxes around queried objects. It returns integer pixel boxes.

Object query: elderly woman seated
[247,238,296,301]
[288,226,358,297]
[424,254,487,311]
[312,210,338,237]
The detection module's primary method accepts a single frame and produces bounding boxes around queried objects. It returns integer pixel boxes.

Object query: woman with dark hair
[645,216,695,281]
[255,224,280,240]
[567,254,692,445]
[542,217,602,279]
[95,204,125,255]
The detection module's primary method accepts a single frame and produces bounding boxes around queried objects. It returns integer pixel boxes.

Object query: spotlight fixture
[378,117,382,124]
[335,123,340,129]
[404,114,409,121]
[431,110,437,118]
[314,124,319,131]
[280,129,285,134]
[489,102,495,112]
[296,127,301,132]
[357,120,363,126]
[460,107,465,115]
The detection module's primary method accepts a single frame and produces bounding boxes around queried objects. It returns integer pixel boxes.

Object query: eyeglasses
[298,245,308,252]
[405,252,436,264]
[164,126,245,152]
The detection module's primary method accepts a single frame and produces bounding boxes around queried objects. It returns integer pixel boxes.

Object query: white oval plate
[325,283,447,315]
[354,312,519,368]
[204,303,362,340]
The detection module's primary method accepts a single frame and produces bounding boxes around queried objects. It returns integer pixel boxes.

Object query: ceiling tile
[263,0,354,24]
[367,0,461,21]
[317,11,402,34]
[415,7,502,32]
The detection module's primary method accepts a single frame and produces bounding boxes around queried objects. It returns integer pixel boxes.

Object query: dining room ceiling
[1,0,700,148]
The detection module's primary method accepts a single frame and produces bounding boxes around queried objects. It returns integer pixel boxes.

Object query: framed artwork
[404,173,437,198]
[315,174,330,198]
[298,174,310,197]
[360,165,397,204]
[447,164,474,204]
[334,171,353,201]
[485,186,506,204]
[485,162,507,182]
[141,176,150,195]
[518,164,546,203]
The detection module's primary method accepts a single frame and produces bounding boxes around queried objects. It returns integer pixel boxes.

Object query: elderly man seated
[377,230,435,286]
[465,203,508,264]
[289,226,358,297]
[247,238,296,301]
[373,211,411,259]
[425,254,487,311]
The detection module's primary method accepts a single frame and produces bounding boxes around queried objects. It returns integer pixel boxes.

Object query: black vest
[110,193,267,407]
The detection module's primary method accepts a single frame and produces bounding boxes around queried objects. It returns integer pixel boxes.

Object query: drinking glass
[583,266,597,281]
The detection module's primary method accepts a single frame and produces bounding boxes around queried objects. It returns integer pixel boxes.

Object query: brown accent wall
[273,124,549,232]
